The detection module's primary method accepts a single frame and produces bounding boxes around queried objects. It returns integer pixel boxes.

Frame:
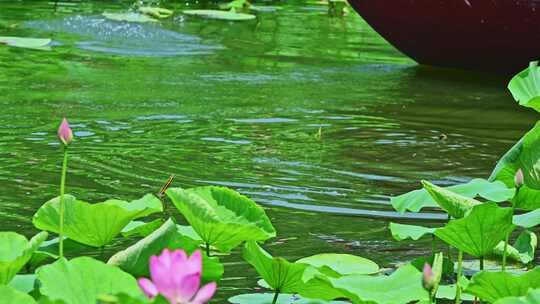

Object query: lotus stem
[502,232,510,271]
[479,256,484,271]
[271,289,280,304]
[58,146,69,258]
[431,235,436,255]
[206,243,210,257]
[455,250,463,304]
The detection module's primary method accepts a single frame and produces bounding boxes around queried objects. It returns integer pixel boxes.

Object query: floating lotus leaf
[422,180,481,218]
[182,10,256,21]
[0,285,36,304]
[167,186,276,252]
[33,194,162,247]
[325,264,429,304]
[138,7,173,19]
[466,267,540,302]
[495,289,540,304]
[0,231,47,284]
[389,222,435,241]
[103,12,158,23]
[243,241,307,293]
[434,203,514,257]
[493,230,537,264]
[121,219,164,238]
[108,219,223,283]
[391,178,513,213]
[250,5,282,12]
[37,256,143,304]
[229,293,348,304]
[296,253,379,276]
[0,36,51,50]
[508,61,540,113]
[514,209,540,228]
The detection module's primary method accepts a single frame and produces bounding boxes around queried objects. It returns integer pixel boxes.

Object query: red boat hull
[347,0,540,73]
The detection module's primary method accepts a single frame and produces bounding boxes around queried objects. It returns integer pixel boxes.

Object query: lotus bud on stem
[57,118,72,258]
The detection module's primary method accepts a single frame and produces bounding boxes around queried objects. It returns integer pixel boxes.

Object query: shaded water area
[0,0,538,301]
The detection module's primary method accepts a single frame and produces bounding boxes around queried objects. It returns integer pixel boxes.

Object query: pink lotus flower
[57,118,73,145]
[515,168,524,188]
[138,249,217,304]
[422,263,435,291]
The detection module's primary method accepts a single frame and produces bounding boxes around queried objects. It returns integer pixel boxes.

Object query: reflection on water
[0,0,537,301]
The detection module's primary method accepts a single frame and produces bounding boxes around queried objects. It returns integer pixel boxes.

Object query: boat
[347,0,540,73]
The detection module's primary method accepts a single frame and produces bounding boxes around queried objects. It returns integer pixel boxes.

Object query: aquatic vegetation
[137,249,217,304]
[181,10,256,21]
[8,62,540,304]
[0,36,52,50]
[103,12,160,23]
[166,186,276,253]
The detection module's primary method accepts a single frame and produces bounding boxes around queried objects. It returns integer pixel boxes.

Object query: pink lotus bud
[515,169,524,188]
[422,263,435,291]
[57,118,73,146]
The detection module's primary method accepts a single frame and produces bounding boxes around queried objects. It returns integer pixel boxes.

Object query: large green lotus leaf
[493,230,537,264]
[228,293,348,304]
[466,267,540,302]
[421,180,481,218]
[103,12,158,23]
[508,61,540,112]
[243,241,307,293]
[434,203,514,257]
[121,219,164,238]
[0,231,47,284]
[167,186,276,252]
[33,194,162,247]
[489,122,540,209]
[0,285,36,304]
[108,219,223,283]
[182,10,256,21]
[296,253,379,276]
[296,265,351,301]
[389,222,435,241]
[37,256,144,304]
[495,289,540,304]
[391,178,511,213]
[326,264,429,304]
[0,36,51,50]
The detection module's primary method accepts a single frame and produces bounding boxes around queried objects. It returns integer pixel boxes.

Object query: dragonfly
[157,174,175,199]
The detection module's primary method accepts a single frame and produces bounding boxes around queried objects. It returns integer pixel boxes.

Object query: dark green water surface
[0,0,537,301]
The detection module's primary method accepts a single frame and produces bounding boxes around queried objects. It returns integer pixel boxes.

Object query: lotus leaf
[229,293,348,304]
[466,267,540,302]
[108,219,223,283]
[0,36,51,50]
[37,256,144,304]
[0,285,36,304]
[0,231,47,284]
[243,241,307,293]
[182,10,256,21]
[296,253,379,276]
[391,178,512,213]
[422,180,481,218]
[495,289,540,304]
[493,230,537,264]
[389,222,435,241]
[33,194,162,247]
[138,7,173,19]
[325,264,429,304]
[121,219,164,238]
[167,186,276,252]
[434,203,514,257]
[508,61,540,113]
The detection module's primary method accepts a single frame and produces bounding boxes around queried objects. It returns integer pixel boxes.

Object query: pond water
[0,0,537,301]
